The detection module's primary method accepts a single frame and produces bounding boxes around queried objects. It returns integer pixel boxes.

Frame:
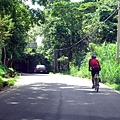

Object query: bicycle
[94,72,100,92]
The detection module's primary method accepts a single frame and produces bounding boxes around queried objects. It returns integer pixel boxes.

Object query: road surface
[0,74,120,120]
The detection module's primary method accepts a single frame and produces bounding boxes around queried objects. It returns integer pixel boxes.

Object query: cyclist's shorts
[91,67,100,77]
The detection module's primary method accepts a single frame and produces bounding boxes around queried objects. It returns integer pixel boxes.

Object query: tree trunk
[1,48,6,65]
[57,50,60,72]
[67,48,72,71]
[54,50,58,73]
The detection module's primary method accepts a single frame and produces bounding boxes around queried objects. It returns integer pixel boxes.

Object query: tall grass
[0,62,17,89]
[79,43,120,85]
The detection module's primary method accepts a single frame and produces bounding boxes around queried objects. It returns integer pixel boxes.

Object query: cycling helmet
[92,54,96,58]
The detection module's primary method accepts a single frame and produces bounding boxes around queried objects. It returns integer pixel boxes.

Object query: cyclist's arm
[89,59,91,71]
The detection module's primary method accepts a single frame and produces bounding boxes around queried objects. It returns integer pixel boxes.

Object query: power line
[55,6,118,51]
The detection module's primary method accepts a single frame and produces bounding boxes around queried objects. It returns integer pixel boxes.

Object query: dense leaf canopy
[0,0,118,72]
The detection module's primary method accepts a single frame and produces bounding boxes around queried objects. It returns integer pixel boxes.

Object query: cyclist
[89,54,101,88]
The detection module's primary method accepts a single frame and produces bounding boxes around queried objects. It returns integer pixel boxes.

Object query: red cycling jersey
[89,58,100,69]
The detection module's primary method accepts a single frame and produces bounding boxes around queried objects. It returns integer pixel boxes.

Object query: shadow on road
[0,81,120,120]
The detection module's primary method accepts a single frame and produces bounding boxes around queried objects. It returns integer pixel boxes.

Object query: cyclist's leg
[98,71,101,82]
[91,69,95,88]
[94,68,101,85]
[96,68,101,82]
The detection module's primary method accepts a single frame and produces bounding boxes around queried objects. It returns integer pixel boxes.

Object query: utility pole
[54,49,58,73]
[116,0,120,62]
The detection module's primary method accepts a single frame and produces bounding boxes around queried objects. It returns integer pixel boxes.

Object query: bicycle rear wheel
[94,77,99,92]
[96,85,99,92]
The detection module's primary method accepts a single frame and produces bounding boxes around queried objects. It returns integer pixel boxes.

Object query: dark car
[34,65,48,74]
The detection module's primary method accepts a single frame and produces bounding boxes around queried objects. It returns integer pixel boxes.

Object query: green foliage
[41,1,89,71]
[0,15,14,47]
[0,0,37,65]
[79,2,98,13]
[8,78,16,86]
[0,76,3,83]
[31,0,70,7]
[57,55,68,62]
[107,83,120,91]
[79,43,120,85]
[0,0,118,74]
[69,65,79,76]
[0,62,10,75]
[0,61,17,90]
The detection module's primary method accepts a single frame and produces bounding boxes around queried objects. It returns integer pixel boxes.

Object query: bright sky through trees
[25,0,83,9]
[71,0,82,2]
[25,0,82,46]
[25,0,44,10]
[25,0,82,6]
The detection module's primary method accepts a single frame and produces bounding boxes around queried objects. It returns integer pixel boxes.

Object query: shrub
[79,43,120,84]
[8,78,16,86]
[69,65,79,76]
[0,76,4,83]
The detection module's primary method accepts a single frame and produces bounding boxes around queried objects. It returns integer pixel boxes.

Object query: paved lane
[0,74,120,120]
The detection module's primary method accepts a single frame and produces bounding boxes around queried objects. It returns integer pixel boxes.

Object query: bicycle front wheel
[96,86,99,92]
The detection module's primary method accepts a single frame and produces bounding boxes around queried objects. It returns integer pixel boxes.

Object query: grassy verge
[0,76,17,90]
[0,62,18,90]
[68,43,120,92]
[106,83,120,92]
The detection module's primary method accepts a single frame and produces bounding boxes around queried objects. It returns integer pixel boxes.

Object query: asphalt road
[0,74,120,120]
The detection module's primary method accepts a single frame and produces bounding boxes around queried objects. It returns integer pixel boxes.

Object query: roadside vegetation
[69,43,120,91]
[0,62,17,90]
